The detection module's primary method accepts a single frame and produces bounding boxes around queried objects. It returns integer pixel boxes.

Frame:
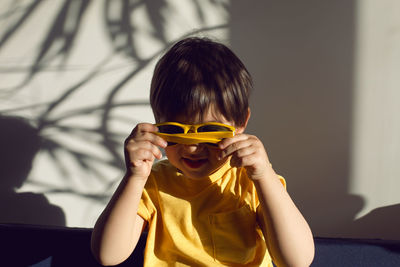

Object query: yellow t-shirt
[138,159,286,266]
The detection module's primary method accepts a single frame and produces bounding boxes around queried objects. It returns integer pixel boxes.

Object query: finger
[232,145,256,159]
[219,138,254,159]
[133,148,160,164]
[138,140,164,159]
[128,123,159,140]
[230,151,258,168]
[127,147,157,169]
[126,124,167,148]
[130,151,154,167]
[126,139,164,160]
[218,133,249,150]
[139,132,168,148]
[135,123,159,134]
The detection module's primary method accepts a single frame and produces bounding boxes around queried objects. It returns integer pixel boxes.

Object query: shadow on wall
[228,0,389,239]
[0,116,65,226]
[350,204,400,241]
[0,0,225,188]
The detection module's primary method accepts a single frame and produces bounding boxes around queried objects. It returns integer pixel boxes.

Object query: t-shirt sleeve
[137,174,157,223]
[277,175,286,189]
[137,190,152,222]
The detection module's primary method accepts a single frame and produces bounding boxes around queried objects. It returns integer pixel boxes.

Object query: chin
[182,165,223,180]
[180,168,210,179]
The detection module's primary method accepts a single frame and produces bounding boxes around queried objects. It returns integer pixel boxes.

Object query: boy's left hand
[218,134,272,180]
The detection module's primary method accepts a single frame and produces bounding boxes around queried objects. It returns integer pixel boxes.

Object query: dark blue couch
[1,223,400,266]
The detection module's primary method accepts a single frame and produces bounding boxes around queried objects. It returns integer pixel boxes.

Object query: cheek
[207,147,221,160]
[165,146,179,160]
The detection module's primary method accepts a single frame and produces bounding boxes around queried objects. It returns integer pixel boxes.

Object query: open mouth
[183,158,207,169]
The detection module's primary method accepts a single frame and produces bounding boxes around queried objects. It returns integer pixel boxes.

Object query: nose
[183,143,204,153]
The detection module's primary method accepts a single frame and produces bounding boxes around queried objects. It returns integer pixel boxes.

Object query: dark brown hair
[150,37,252,127]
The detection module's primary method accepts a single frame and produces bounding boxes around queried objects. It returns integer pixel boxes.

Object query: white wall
[230,0,400,240]
[0,0,229,227]
[349,0,400,239]
[1,0,399,240]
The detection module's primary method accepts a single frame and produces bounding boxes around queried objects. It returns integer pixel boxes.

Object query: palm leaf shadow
[1,0,230,201]
[9,0,92,93]
[0,0,43,49]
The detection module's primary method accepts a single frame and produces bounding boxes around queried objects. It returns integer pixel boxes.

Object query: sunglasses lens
[197,125,232,133]
[158,125,184,134]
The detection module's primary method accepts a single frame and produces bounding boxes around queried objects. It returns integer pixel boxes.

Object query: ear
[236,108,251,134]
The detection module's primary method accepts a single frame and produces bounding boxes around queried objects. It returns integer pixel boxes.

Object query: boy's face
[163,108,245,180]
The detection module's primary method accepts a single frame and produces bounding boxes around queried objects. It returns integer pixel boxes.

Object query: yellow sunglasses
[153,122,235,145]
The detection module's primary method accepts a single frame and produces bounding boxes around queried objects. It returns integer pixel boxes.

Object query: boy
[91,37,314,266]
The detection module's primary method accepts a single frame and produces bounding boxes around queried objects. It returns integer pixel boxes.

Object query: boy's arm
[219,134,314,267]
[91,175,147,266]
[91,123,167,266]
[253,168,314,267]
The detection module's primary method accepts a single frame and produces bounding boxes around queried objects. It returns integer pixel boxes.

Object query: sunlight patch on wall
[350,0,400,219]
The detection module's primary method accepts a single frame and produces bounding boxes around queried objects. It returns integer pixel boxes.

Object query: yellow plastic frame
[153,122,235,145]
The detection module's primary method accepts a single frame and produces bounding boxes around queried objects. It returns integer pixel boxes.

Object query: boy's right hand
[124,123,167,179]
